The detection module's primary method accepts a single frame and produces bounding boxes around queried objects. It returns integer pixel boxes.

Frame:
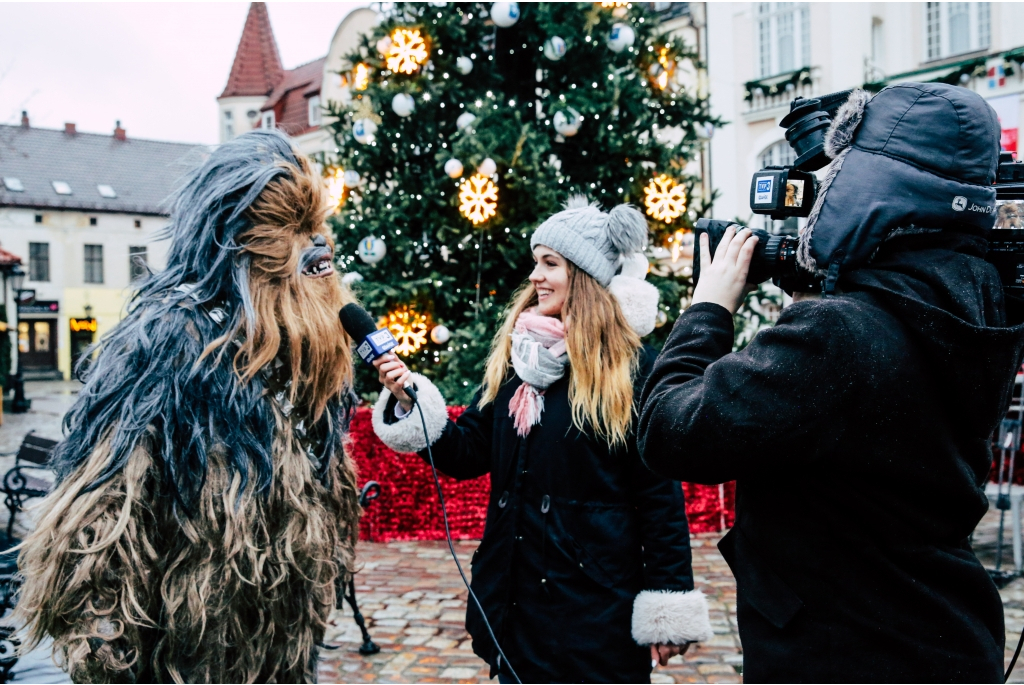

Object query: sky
[0,2,367,145]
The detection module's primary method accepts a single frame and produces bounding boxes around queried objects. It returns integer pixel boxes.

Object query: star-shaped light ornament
[644,174,687,224]
[350,98,382,125]
[386,28,430,75]
[380,306,431,356]
[458,174,499,225]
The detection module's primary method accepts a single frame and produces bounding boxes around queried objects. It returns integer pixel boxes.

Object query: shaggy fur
[15,130,360,683]
[630,590,713,646]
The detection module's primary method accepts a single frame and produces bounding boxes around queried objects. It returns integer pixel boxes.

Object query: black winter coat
[638,232,1024,683]
[382,348,697,683]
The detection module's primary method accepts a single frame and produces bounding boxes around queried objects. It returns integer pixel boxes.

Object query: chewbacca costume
[15,131,361,683]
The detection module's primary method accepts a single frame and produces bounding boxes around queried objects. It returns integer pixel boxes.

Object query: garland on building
[326,2,718,402]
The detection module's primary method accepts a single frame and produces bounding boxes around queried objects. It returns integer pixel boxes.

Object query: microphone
[339,303,417,403]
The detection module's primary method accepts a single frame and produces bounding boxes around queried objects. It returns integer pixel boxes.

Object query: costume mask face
[236,156,352,422]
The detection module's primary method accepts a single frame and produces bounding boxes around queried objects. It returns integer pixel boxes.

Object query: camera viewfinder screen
[996,200,1024,229]
[785,179,805,208]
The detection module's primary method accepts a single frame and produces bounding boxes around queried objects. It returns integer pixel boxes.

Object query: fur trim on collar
[797,147,851,274]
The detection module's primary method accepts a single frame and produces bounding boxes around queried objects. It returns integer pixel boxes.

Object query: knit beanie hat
[531,196,648,287]
[531,196,661,336]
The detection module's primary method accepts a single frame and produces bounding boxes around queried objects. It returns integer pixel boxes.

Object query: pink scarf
[508,309,568,437]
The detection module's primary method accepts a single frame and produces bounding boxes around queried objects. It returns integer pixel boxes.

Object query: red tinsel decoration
[349,407,735,542]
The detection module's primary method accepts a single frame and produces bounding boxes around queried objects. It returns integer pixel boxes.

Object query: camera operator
[638,83,1024,682]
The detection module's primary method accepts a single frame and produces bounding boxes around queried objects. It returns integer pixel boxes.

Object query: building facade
[0,118,203,379]
[217,2,377,161]
[704,2,1024,227]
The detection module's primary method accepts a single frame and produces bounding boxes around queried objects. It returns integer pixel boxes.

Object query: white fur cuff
[371,373,449,453]
[609,274,659,337]
[631,589,713,646]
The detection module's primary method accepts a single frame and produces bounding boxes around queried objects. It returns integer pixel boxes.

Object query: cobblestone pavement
[320,535,741,684]
[8,382,1024,683]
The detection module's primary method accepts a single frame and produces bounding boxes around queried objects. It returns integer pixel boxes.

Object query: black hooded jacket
[638,231,1024,682]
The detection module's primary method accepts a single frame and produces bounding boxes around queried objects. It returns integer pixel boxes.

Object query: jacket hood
[800,83,1001,284]
[842,231,1024,439]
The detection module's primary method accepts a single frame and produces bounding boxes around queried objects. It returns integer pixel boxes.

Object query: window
[134,219,142,228]
[89,217,97,226]
[871,18,885,69]
[925,2,990,61]
[308,95,322,126]
[34,214,42,224]
[2,177,23,192]
[29,243,49,282]
[262,110,275,129]
[51,181,72,195]
[223,109,234,139]
[129,246,148,283]
[97,184,116,198]
[84,244,103,284]
[755,3,811,78]
[758,140,797,169]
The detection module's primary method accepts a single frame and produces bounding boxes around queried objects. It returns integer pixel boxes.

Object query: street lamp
[9,265,29,414]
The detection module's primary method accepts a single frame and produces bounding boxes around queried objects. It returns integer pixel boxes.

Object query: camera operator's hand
[373,353,414,412]
[691,224,758,314]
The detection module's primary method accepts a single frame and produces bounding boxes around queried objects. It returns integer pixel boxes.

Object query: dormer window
[97,184,117,198]
[262,111,276,130]
[2,177,23,192]
[308,95,322,126]
[52,181,72,195]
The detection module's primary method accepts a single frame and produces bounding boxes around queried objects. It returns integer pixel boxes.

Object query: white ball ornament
[391,93,416,117]
[456,112,477,130]
[477,157,497,176]
[352,118,377,144]
[342,272,364,285]
[444,158,465,178]
[490,2,520,28]
[543,36,567,61]
[376,36,393,56]
[607,23,635,53]
[357,236,387,265]
[655,310,668,328]
[456,56,474,75]
[430,325,451,345]
[343,170,362,187]
[553,108,582,137]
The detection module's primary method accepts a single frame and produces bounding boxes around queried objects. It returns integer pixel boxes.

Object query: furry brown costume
[14,131,360,683]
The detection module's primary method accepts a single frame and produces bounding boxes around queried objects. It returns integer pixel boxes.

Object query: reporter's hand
[373,354,414,412]
[651,642,690,667]
[691,224,758,314]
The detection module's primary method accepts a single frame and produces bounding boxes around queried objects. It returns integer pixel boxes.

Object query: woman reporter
[371,198,711,683]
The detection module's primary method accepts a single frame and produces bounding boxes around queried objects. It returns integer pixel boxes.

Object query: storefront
[17,296,61,380]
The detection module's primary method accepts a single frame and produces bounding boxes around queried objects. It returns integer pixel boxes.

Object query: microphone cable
[406,387,522,684]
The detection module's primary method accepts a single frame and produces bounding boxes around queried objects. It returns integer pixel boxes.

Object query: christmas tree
[326,2,717,404]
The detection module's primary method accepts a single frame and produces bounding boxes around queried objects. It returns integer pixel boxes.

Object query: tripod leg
[344,579,380,656]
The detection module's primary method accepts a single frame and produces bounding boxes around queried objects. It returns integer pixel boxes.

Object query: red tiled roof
[0,247,22,267]
[219,2,285,99]
[261,58,325,137]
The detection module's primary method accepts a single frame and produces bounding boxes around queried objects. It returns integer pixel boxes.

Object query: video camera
[694,91,1024,305]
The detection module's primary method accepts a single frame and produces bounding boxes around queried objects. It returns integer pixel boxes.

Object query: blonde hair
[480,263,641,448]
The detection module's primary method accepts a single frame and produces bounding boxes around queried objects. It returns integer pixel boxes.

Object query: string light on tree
[385,28,430,75]
[353,63,370,91]
[381,306,431,356]
[458,174,499,225]
[644,174,687,223]
[325,167,346,213]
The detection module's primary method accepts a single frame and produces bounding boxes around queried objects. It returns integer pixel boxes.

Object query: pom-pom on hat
[530,196,648,287]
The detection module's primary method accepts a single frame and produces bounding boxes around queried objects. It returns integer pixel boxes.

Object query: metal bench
[0,431,57,542]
